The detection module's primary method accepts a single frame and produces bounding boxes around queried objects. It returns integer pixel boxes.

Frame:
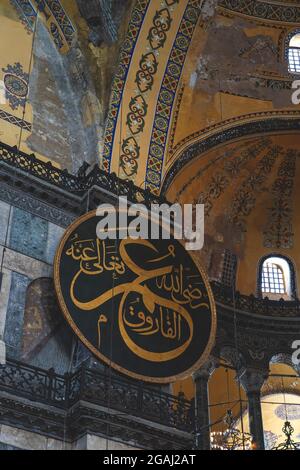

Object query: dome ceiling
[95,0,300,195]
[166,133,300,293]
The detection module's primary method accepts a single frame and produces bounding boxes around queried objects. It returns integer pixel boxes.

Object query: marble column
[192,357,218,450]
[0,202,11,364]
[238,367,268,450]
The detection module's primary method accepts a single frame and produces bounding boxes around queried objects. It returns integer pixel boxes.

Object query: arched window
[259,256,295,300]
[262,259,286,295]
[288,33,300,74]
[222,249,237,288]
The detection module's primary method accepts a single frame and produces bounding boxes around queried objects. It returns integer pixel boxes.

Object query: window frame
[286,30,300,76]
[261,261,286,295]
[222,249,237,289]
[257,254,297,300]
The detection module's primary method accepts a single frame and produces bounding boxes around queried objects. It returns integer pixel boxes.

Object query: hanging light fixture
[210,409,253,450]
[271,421,300,450]
[271,377,300,450]
[210,368,253,450]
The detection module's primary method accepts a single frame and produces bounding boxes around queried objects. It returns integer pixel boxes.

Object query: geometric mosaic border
[0,109,32,131]
[218,0,300,24]
[102,0,150,172]
[145,0,204,194]
[9,0,75,50]
[10,0,36,33]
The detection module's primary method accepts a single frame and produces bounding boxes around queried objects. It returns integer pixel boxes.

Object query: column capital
[294,364,300,377]
[237,367,269,394]
[192,356,219,382]
[0,339,6,365]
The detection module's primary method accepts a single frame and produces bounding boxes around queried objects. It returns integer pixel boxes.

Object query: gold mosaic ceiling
[0,0,299,184]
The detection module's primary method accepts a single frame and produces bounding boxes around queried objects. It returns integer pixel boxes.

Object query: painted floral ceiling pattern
[166,133,300,295]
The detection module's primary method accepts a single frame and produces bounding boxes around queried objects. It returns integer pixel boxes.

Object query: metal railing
[0,359,193,432]
[0,141,167,206]
[212,280,300,317]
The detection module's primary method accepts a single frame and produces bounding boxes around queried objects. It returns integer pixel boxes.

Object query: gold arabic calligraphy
[66,236,209,362]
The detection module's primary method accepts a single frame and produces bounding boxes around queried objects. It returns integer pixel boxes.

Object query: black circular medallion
[54,210,216,383]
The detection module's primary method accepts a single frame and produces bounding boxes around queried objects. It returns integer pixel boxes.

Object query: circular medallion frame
[54,209,216,383]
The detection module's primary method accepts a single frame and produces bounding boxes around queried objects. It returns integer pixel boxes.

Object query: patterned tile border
[119,1,179,180]
[44,0,75,47]
[0,109,32,131]
[218,0,300,24]
[2,62,29,112]
[145,0,204,193]
[102,0,151,172]
[9,0,75,51]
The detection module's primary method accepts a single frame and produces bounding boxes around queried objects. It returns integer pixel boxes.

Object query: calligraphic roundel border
[54,210,217,383]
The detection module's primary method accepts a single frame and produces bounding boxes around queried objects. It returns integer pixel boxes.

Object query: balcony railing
[0,142,82,192]
[0,359,193,433]
[212,281,300,317]
[0,141,166,207]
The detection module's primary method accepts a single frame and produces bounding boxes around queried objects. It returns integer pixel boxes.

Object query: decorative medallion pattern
[263,151,297,249]
[0,109,31,131]
[102,0,150,172]
[148,8,173,50]
[126,94,148,135]
[2,63,29,111]
[275,404,300,421]
[145,0,204,193]
[136,52,159,93]
[119,136,140,177]
[119,1,178,180]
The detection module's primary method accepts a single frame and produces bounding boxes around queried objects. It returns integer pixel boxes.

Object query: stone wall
[0,200,72,373]
[0,425,138,450]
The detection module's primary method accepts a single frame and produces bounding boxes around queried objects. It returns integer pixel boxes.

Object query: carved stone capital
[220,346,245,370]
[192,356,219,382]
[0,339,6,365]
[293,363,300,377]
[237,367,269,395]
